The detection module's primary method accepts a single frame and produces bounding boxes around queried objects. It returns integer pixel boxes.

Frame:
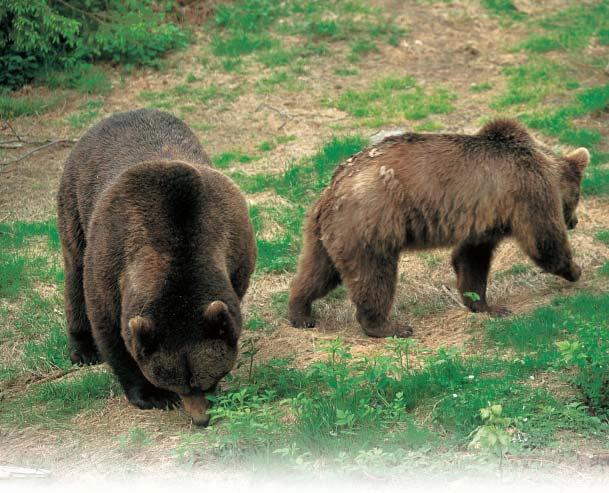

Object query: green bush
[0,0,189,90]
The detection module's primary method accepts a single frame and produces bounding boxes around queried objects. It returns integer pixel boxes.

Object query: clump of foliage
[557,322,609,418]
[0,1,189,89]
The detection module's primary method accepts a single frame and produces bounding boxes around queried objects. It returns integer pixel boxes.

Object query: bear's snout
[181,391,211,427]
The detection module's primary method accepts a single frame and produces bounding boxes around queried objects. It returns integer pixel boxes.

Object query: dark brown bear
[288,119,589,338]
[57,109,256,425]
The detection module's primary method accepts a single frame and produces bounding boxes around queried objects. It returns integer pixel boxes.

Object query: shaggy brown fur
[57,109,256,425]
[288,119,589,338]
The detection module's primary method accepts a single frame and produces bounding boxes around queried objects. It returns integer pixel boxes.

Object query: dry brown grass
[1,0,609,479]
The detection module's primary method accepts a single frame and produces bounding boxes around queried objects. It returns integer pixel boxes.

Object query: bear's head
[558,147,589,230]
[125,300,239,426]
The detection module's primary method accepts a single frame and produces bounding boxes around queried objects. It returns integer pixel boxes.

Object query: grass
[331,75,455,126]
[208,0,405,78]
[491,2,609,198]
[516,83,609,196]
[40,64,112,95]
[173,301,609,467]
[1,370,119,428]
[491,57,578,110]
[521,2,609,54]
[0,220,62,299]
[595,230,609,246]
[213,151,257,169]
[65,99,104,129]
[496,263,531,279]
[0,93,63,119]
[482,0,525,20]
[231,135,366,273]
[139,83,241,113]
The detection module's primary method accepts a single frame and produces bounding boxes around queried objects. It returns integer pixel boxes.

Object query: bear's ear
[203,301,236,343]
[566,148,590,171]
[128,316,158,357]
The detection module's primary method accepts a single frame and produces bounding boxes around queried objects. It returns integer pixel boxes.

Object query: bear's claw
[128,385,180,411]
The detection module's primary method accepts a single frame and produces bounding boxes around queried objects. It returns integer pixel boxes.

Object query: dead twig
[0,138,77,169]
[3,120,23,142]
[255,102,292,130]
[441,284,466,309]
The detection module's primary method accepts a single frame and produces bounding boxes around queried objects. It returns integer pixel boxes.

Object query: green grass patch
[139,83,241,110]
[332,75,455,126]
[516,83,609,195]
[491,58,578,110]
[595,230,609,246]
[2,370,119,428]
[495,263,531,279]
[486,291,609,418]
[521,3,609,53]
[0,220,68,381]
[0,220,62,300]
[0,93,62,119]
[40,64,112,95]
[599,262,609,277]
[482,0,525,20]
[213,151,257,169]
[232,135,365,273]
[175,322,607,466]
[209,0,405,69]
[245,313,266,331]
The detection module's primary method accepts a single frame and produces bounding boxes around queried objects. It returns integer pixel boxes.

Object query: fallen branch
[0,138,77,169]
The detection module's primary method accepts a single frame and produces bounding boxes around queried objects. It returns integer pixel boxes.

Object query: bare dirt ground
[1,0,609,484]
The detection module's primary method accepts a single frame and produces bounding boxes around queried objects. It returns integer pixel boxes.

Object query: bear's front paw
[70,344,101,366]
[127,384,180,411]
[288,307,316,328]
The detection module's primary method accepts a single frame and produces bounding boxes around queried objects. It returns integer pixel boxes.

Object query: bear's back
[61,109,210,233]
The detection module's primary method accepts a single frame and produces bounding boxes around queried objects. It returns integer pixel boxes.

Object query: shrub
[0,0,189,90]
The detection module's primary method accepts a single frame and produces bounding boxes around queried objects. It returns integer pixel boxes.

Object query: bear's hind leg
[451,241,509,317]
[58,207,100,365]
[288,233,341,328]
[344,251,412,338]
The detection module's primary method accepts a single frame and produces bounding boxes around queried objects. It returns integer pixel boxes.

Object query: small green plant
[463,292,480,302]
[245,314,266,331]
[468,404,512,461]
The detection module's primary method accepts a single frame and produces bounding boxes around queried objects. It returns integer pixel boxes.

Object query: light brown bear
[288,119,589,338]
[58,109,256,425]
